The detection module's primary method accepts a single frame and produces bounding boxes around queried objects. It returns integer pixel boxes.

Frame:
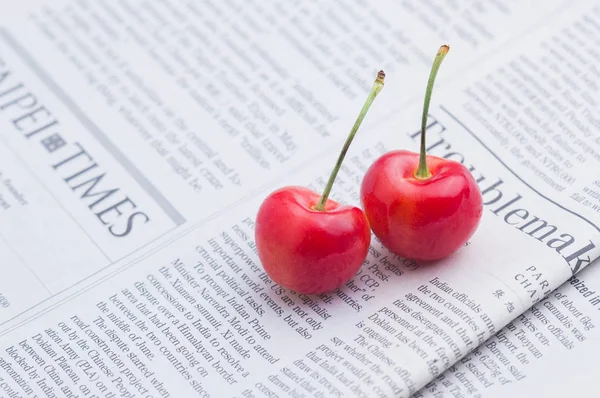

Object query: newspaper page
[0,3,598,398]
[413,2,600,396]
[415,259,600,398]
[0,0,572,327]
[0,0,570,326]
[488,265,600,398]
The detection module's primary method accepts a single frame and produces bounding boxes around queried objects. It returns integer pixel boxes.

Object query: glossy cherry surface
[361,150,482,261]
[255,186,370,294]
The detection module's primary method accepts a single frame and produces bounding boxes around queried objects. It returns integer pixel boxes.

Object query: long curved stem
[314,70,385,211]
[415,45,450,179]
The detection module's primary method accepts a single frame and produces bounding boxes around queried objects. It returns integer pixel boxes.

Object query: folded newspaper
[0,1,599,397]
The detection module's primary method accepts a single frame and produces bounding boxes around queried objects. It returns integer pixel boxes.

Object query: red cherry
[255,186,371,294]
[360,45,483,261]
[361,150,482,261]
[255,71,386,294]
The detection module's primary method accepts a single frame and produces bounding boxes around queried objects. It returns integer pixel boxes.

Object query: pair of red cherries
[255,46,483,294]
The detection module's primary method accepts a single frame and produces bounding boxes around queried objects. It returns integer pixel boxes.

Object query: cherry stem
[415,45,450,180]
[314,70,385,211]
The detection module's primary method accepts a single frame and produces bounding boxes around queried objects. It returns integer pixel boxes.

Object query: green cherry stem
[314,70,385,211]
[415,45,450,180]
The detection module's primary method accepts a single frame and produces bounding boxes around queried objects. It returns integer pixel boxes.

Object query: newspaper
[0,0,598,397]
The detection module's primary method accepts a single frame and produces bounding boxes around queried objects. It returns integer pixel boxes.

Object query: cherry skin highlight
[255,186,371,294]
[360,150,482,261]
